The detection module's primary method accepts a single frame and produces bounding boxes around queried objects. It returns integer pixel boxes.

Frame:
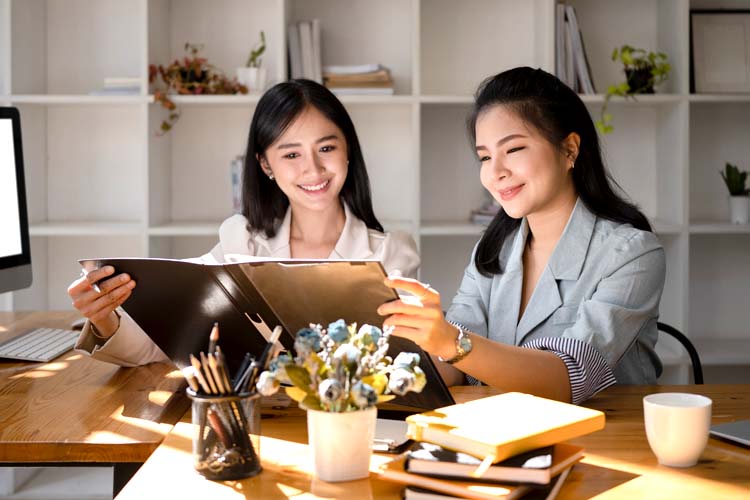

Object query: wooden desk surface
[116,384,750,499]
[0,311,189,463]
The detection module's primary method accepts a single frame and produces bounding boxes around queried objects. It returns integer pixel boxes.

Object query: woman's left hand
[377,277,458,359]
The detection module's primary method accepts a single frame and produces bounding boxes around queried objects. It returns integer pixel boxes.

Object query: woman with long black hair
[379,67,665,404]
[69,79,419,366]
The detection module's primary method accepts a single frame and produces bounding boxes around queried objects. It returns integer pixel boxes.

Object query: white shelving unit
[2,0,748,381]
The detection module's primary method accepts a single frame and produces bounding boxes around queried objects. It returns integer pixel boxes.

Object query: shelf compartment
[692,338,750,366]
[10,0,146,95]
[690,223,750,234]
[30,222,144,236]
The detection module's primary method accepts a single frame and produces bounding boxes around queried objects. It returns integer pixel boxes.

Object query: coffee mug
[643,392,712,467]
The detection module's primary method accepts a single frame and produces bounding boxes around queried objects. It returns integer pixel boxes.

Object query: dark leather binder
[78,258,454,411]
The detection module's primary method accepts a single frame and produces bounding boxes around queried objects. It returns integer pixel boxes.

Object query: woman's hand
[377,277,458,359]
[67,266,135,338]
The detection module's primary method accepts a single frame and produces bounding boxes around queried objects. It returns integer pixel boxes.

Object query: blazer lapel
[515,199,596,343]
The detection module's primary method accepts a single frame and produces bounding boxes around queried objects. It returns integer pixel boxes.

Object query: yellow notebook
[405,393,604,470]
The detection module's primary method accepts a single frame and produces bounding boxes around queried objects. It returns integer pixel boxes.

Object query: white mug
[643,392,712,467]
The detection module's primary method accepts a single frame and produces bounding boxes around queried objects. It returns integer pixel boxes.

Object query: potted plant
[596,45,671,134]
[256,319,425,482]
[149,43,248,134]
[720,162,750,224]
[236,31,267,94]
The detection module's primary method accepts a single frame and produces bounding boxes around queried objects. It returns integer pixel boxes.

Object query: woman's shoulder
[594,218,662,252]
[366,228,420,278]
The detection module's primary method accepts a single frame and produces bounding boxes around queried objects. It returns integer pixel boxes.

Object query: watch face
[458,334,472,353]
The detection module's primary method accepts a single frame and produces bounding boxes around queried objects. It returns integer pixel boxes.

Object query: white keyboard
[0,327,79,362]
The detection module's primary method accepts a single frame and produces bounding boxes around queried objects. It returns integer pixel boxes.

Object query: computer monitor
[0,107,32,293]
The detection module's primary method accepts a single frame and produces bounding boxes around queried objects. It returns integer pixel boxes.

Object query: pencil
[208,322,219,354]
[181,366,201,393]
[207,353,228,395]
[189,354,212,394]
[200,352,219,394]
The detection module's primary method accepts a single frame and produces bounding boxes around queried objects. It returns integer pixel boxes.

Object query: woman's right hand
[67,266,136,339]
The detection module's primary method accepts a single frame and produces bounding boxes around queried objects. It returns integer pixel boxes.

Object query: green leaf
[285,386,308,402]
[301,394,323,411]
[285,364,313,391]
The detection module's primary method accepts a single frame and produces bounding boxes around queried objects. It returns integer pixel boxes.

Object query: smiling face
[259,106,349,215]
[475,104,577,220]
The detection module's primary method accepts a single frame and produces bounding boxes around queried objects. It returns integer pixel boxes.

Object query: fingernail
[128,281,136,288]
[104,266,114,273]
[121,274,130,281]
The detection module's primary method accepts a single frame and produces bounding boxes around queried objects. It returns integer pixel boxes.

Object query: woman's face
[475,105,576,220]
[260,106,349,214]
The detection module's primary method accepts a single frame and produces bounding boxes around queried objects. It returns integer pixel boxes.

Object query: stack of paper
[288,19,322,83]
[555,4,595,94]
[90,77,141,96]
[322,64,395,96]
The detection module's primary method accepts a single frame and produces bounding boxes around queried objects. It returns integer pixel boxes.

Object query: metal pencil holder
[187,389,262,481]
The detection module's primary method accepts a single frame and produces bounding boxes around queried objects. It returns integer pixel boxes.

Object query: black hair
[242,79,383,237]
[468,67,652,277]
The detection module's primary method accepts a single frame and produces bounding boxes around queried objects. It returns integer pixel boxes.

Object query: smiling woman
[68,79,420,368]
[379,67,666,405]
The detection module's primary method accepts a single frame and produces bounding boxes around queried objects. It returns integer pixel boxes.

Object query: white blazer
[75,203,420,367]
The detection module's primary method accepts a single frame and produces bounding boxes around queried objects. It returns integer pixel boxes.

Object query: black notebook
[405,442,584,485]
[78,257,454,411]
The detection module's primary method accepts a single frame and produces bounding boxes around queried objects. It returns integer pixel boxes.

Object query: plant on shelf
[596,45,671,134]
[237,31,267,93]
[149,43,248,134]
[721,162,750,224]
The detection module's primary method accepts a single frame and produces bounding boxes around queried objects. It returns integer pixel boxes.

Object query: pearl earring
[268,173,275,180]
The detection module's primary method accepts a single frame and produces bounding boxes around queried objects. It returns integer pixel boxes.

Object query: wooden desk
[116,385,750,499]
[0,311,188,464]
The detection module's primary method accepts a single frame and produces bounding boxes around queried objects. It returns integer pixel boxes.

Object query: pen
[244,325,283,392]
[232,352,253,390]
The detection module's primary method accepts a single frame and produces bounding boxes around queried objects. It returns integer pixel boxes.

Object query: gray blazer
[446,199,665,384]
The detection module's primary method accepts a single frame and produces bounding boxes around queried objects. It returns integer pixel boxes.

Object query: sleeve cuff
[522,336,616,404]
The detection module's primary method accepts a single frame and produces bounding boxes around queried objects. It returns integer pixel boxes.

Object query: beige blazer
[75,203,420,366]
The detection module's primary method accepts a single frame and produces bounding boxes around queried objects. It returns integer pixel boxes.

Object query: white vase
[306,406,377,482]
[236,66,267,94]
[729,196,749,224]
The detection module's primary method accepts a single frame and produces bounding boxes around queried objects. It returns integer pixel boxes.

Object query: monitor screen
[0,107,32,294]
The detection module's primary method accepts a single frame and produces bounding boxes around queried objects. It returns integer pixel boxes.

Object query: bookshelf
[1,0,748,382]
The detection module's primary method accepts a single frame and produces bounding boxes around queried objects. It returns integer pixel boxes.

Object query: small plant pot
[306,406,377,482]
[236,67,267,94]
[625,68,655,94]
[729,196,750,224]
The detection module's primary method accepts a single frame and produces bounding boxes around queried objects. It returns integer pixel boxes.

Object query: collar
[256,201,374,259]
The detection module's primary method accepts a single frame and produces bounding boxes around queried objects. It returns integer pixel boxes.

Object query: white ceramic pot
[236,67,267,94]
[306,406,377,482]
[729,196,749,224]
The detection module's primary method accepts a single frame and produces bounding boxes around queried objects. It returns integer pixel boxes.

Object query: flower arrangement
[256,320,426,412]
[149,43,248,134]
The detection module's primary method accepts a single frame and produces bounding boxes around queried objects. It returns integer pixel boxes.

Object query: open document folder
[78,257,454,411]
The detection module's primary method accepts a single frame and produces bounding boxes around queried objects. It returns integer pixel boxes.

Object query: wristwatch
[439,323,473,365]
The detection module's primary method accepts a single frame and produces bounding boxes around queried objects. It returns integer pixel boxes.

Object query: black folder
[78,257,454,411]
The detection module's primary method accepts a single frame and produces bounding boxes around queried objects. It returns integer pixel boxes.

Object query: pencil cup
[188,389,262,480]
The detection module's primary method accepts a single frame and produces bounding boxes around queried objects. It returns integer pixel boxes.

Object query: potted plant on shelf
[149,43,248,134]
[720,162,750,224]
[256,319,425,482]
[596,45,671,134]
[236,31,267,94]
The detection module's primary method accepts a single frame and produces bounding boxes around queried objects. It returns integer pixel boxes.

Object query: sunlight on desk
[10,370,55,379]
[106,405,175,434]
[148,390,173,405]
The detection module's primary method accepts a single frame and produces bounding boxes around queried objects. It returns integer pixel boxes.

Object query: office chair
[657,322,704,384]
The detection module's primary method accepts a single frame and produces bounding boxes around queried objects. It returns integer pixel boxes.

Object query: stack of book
[288,19,322,83]
[323,63,395,96]
[379,393,605,499]
[555,4,595,94]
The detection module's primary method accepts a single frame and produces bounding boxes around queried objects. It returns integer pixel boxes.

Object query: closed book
[323,68,392,84]
[405,393,604,467]
[325,79,393,89]
[322,63,382,75]
[379,455,533,500]
[406,442,583,485]
[402,466,573,500]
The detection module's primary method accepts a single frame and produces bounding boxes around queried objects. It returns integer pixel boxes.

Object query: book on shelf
[324,65,394,95]
[324,68,392,84]
[288,19,322,83]
[89,77,141,96]
[405,393,604,470]
[77,257,454,411]
[323,63,383,75]
[329,86,395,96]
[401,466,574,500]
[555,4,595,94]
[406,442,584,485]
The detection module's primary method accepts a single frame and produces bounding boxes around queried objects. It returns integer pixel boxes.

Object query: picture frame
[691,11,750,93]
